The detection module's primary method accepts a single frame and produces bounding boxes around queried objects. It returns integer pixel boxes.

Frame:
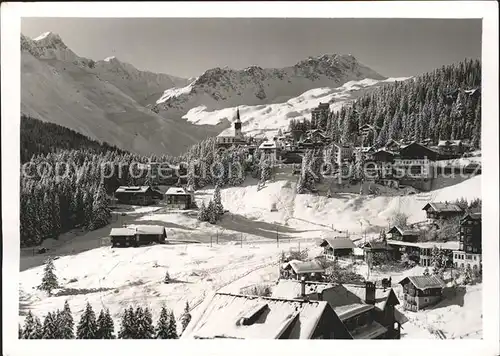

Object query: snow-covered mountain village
[14,17,488,342]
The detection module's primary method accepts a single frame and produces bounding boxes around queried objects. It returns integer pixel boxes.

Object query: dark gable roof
[387,226,420,236]
[319,237,356,250]
[364,241,393,251]
[461,212,482,223]
[398,275,446,290]
[422,202,463,213]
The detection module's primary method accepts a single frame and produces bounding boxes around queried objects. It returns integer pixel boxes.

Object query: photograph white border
[2,2,498,356]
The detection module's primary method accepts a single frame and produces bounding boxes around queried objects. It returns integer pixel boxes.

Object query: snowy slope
[21,33,219,156]
[153,54,388,118]
[197,174,481,235]
[182,77,410,139]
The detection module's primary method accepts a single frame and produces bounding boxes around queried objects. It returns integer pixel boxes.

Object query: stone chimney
[365,281,376,305]
[300,277,306,297]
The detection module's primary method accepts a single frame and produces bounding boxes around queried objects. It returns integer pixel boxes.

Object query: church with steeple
[216,108,247,148]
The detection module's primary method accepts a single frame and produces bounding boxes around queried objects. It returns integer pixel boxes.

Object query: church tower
[234,108,243,139]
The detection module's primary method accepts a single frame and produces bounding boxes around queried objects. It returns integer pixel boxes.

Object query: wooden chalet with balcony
[319,237,357,260]
[281,259,325,281]
[165,187,194,209]
[398,275,446,311]
[109,225,166,248]
[422,202,464,221]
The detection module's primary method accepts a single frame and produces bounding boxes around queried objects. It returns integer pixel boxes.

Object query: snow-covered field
[182,77,410,139]
[19,175,481,339]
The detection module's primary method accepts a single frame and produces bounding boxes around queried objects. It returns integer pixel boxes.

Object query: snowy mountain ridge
[153,54,387,117]
[182,76,412,139]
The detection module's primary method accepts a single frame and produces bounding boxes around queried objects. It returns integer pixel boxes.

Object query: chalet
[281,259,325,281]
[165,187,194,209]
[372,149,397,163]
[319,237,356,260]
[398,275,446,311]
[422,202,464,221]
[385,240,458,267]
[180,292,352,339]
[109,225,166,248]
[354,146,375,161]
[272,280,407,339]
[363,240,394,266]
[437,140,463,156]
[259,140,279,161]
[358,124,380,141]
[114,186,160,206]
[387,226,420,242]
[216,109,246,148]
[453,212,482,271]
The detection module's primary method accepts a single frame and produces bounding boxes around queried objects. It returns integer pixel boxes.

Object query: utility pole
[241,233,243,248]
[216,230,219,244]
[276,225,279,247]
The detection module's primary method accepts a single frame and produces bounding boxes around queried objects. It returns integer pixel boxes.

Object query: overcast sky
[21,18,482,79]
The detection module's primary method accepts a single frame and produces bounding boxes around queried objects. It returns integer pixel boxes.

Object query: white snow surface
[19,175,481,338]
[182,77,410,139]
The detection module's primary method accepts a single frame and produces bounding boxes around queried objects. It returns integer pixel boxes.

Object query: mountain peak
[104,56,119,62]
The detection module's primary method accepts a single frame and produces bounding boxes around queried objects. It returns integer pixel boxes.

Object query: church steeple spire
[234,107,242,139]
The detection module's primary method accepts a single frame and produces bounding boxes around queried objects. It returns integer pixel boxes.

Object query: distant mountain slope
[21,33,220,156]
[153,54,386,117]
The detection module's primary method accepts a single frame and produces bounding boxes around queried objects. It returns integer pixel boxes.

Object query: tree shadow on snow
[432,286,467,309]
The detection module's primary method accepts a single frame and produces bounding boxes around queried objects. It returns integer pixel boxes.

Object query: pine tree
[136,307,154,339]
[166,310,179,339]
[42,312,58,339]
[180,301,192,333]
[76,302,98,339]
[96,308,115,339]
[207,200,217,224]
[90,181,111,230]
[38,257,58,294]
[59,300,74,339]
[22,311,39,339]
[19,324,23,339]
[213,185,224,217]
[118,306,135,339]
[197,200,209,222]
[155,306,170,339]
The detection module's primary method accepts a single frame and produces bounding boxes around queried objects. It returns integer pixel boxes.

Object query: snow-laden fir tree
[166,310,179,339]
[197,200,209,222]
[180,301,192,333]
[213,185,224,217]
[38,257,58,295]
[155,306,170,339]
[76,302,98,339]
[22,311,43,339]
[118,306,135,339]
[90,181,111,230]
[59,300,74,339]
[136,307,155,339]
[259,160,272,184]
[207,200,217,224]
[42,312,59,339]
[96,308,115,339]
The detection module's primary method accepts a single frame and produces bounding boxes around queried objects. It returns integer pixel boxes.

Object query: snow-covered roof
[115,186,151,194]
[181,293,329,339]
[165,187,191,196]
[110,225,165,236]
[283,260,325,274]
[271,281,407,326]
[422,202,463,213]
[259,141,277,150]
[398,275,446,290]
[438,140,462,147]
[134,225,165,235]
[319,237,356,250]
[386,240,459,251]
[387,226,420,237]
[109,227,136,236]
